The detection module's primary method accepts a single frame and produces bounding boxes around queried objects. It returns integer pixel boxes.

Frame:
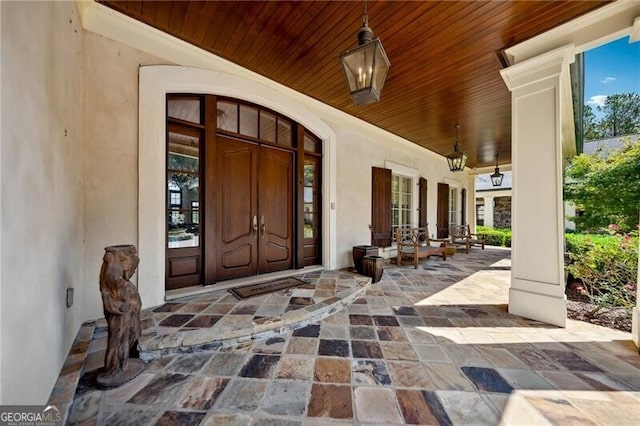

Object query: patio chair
[396,226,446,269]
[450,224,485,253]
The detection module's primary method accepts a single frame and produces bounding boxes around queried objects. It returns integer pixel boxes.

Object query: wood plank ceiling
[99,0,609,168]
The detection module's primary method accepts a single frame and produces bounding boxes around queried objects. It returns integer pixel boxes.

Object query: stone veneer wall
[493,196,512,229]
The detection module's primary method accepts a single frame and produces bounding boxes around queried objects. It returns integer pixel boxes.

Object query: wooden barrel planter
[362,255,384,283]
[352,245,379,273]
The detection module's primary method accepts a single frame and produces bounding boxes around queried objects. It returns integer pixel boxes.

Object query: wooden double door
[166,95,324,291]
[215,136,294,281]
[166,135,294,289]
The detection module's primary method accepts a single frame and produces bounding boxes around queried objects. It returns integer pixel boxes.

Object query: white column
[483,196,494,228]
[500,45,576,327]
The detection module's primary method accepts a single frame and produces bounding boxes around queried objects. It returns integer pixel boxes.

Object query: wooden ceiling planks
[269,2,347,79]
[99,0,609,168]
[179,2,206,40]
[283,3,363,89]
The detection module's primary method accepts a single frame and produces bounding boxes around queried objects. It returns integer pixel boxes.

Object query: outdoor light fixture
[446,124,468,172]
[339,2,390,106]
[490,153,504,187]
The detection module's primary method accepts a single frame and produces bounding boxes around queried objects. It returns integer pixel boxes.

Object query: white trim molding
[503,0,640,64]
[501,45,575,91]
[631,15,640,42]
[502,44,577,159]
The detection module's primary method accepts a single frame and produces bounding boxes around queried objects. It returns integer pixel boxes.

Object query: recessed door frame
[140,66,337,308]
[166,94,321,289]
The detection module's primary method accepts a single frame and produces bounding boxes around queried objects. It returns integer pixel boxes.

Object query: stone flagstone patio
[49,247,640,425]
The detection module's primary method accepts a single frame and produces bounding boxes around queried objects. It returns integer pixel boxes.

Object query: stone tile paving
[139,271,370,356]
[51,248,640,425]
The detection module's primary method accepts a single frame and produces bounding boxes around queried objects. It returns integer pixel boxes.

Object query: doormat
[229,277,307,299]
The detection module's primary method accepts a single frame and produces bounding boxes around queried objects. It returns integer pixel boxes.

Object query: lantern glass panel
[446,152,467,172]
[372,43,390,92]
[490,172,504,186]
[340,39,390,105]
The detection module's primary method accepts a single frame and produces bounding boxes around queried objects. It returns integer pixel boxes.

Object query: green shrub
[565,229,638,317]
[503,231,512,248]
[565,233,617,256]
[476,226,511,247]
[480,230,503,246]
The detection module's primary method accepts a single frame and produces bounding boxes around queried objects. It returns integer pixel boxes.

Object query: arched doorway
[165,95,322,290]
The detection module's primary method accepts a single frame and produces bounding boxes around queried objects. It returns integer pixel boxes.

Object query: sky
[584,35,640,116]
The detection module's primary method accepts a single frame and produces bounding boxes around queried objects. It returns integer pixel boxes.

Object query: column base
[509,287,567,327]
[632,306,640,349]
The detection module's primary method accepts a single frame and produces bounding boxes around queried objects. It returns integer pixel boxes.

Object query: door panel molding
[220,147,257,244]
[259,145,294,273]
[221,244,254,269]
[215,137,259,281]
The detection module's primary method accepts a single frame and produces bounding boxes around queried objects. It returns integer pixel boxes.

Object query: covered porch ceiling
[99,0,609,168]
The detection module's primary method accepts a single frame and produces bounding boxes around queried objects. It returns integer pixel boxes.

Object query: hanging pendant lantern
[446,124,468,172]
[490,153,504,186]
[339,3,390,106]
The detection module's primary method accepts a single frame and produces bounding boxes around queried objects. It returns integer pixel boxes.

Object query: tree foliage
[598,93,640,137]
[168,153,198,189]
[584,92,640,140]
[565,138,640,232]
[582,104,600,141]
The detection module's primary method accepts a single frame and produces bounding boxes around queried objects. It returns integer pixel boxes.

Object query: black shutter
[418,177,428,227]
[437,182,449,238]
[461,188,467,225]
[371,167,392,247]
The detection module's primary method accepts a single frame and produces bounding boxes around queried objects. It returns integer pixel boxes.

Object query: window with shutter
[391,175,412,242]
[449,187,458,228]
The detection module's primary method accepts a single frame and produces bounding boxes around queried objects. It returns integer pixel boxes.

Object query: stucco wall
[1,1,84,404]
[82,31,167,321]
